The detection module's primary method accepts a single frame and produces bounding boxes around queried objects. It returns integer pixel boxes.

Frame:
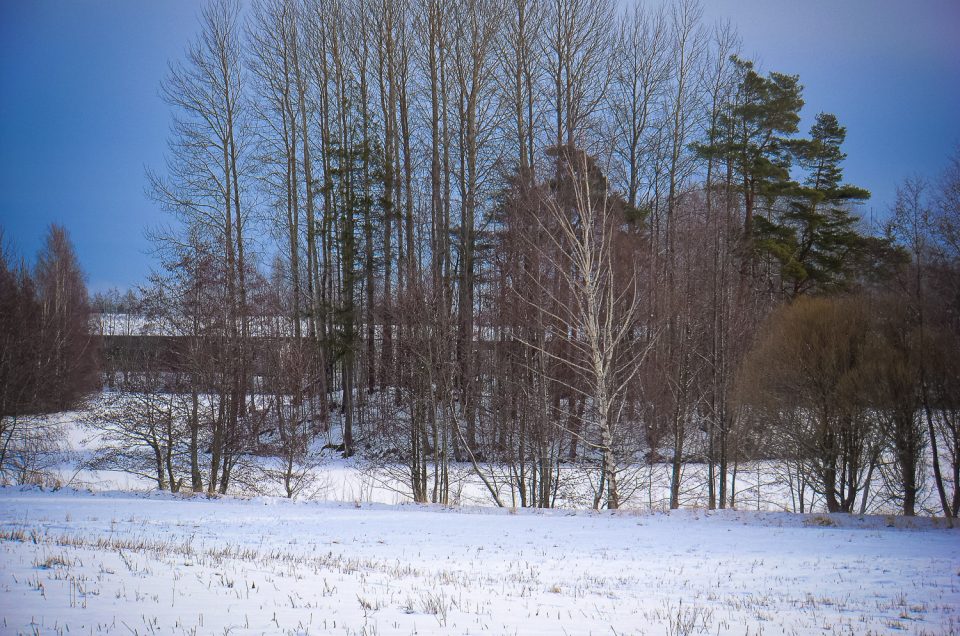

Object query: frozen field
[0,488,958,635]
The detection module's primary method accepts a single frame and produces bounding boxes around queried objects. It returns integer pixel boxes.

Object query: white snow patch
[1,487,957,635]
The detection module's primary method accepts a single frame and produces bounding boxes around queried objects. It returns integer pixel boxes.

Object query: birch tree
[522,148,652,509]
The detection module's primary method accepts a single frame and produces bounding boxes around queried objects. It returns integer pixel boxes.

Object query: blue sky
[0,1,196,292]
[1,0,959,292]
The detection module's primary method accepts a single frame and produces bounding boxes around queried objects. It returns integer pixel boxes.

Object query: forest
[1,0,958,518]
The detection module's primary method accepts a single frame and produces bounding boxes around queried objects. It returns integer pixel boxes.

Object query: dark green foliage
[327,134,385,361]
[694,56,804,238]
[754,113,891,296]
[695,56,898,297]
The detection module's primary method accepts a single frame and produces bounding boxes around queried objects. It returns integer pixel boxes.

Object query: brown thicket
[1,225,99,484]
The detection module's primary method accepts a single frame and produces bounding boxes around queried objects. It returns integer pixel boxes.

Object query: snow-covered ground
[1,487,957,635]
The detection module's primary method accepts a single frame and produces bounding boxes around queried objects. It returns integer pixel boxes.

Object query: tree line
[2,0,958,516]
[0,226,98,485]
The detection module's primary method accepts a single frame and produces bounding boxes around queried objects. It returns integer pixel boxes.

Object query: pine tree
[695,56,803,240]
[754,113,878,297]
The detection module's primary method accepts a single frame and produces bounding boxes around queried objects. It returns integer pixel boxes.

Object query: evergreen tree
[695,56,803,240]
[755,113,884,296]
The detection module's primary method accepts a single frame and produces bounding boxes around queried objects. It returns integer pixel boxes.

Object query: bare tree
[451,0,504,453]
[149,0,252,494]
[519,148,653,509]
[543,0,614,153]
[83,391,188,492]
[737,295,881,513]
[883,150,960,518]
[496,0,543,175]
[696,21,741,509]
[1,226,97,485]
[607,2,669,209]
[33,225,100,413]
[888,177,951,516]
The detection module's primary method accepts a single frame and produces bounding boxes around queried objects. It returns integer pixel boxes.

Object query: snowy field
[1,488,958,635]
